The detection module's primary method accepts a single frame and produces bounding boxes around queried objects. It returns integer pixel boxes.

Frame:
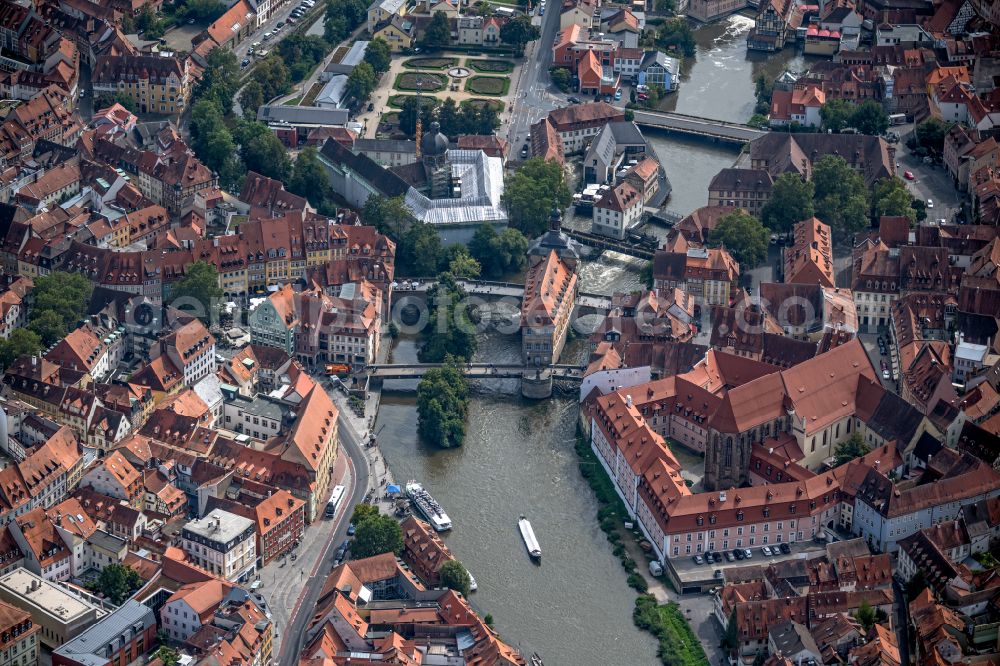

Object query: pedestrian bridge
[631,110,767,144]
[394,279,613,311]
[367,363,586,381]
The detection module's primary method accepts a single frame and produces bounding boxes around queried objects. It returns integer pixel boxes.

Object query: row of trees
[398,97,500,138]
[324,0,369,44]
[360,196,527,279]
[760,155,920,240]
[819,99,890,136]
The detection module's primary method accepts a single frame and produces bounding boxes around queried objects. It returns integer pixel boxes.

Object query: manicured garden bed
[402,57,458,70]
[394,71,448,92]
[387,95,441,109]
[466,59,515,73]
[461,98,505,112]
[464,75,510,96]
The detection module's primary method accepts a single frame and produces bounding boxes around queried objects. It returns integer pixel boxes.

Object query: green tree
[28,272,92,346]
[351,514,404,558]
[722,608,738,650]
[364,37,392,74]
[236,121,292,181]
[239,81,265,120]
[656,18,695,57]
[289,147,332,213]
[549,67,572,92]
[345,61,378,104]
[194,47,240,115]
[500,15,540,55]
[151,647,180,666]
[468,225,528,279]
[170,261,223,322]
[873,177,916,222]
[812,155,869,241]
[420,277,477,362]
[439,560,472,596]
[114,92,139,113]
[753,73,773,115]
[855,600,876,632]
[422,11,452,49]
[850,100,889,136]
[445,246,482,279]
[351,503,380,525]
[834,432,871,467]
[91,563,143,604]
[361,194,416,238]
[760,173,814,235]
[183,0,227,20]
[416,355,470,447]
[399,222,444,276]
[252,56,291,101]
[398,95,424,136]
[708,210,769,268]
[820,99,852,133]
[189,99,239,184]
[0,329,42,369]
[325,11,349,43]
[502,158,572,237]
[913,118,951,156]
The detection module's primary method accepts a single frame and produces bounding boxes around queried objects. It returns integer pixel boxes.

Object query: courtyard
[355,53,520,138]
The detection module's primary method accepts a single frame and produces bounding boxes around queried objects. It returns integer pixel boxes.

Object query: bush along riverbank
[574,431,709,666]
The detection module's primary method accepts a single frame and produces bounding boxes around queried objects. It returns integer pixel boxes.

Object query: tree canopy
[873,177,917,222]
[0,329,42,370]
[236,121,292,182]
[820,99,852,133]
[361,195,416,239]
[500,15,540,54]
[416,356,470,448]
[912,118,952,157]
[834,432,871,467]
[351,503,380,525]
[812,155,869,240]
[289,147,334,214]
[422,11,452,49]
[345,61,378,105]
[90,563,143,605]
[708,210,769,269]
[439,560,472,597]
[170,261,223,322]
[28,272,93,346]
[419,276,477,362]
[445,246,482,279]
[850,100,889,136]
[502,158,572,237]
[760,174,814,235]
[239,81,265,120]
[351,514,404,558]
[364,37,392,74]
[468,225,528,279]
[655,18,696,57]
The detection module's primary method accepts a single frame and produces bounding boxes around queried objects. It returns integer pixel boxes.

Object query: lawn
[461,98,505,112]
[402,57,458,70]
[395,71,448,92]
[633,596,710,666]
[465,76,510,96]
[467,59,515,73]
[387,95,441,109]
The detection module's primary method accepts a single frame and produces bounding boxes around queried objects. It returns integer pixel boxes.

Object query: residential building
[181,509,257,583]
[531,103,625,155]
[707,168,774,215]
[747,0,801,51]
[0,599,39,666]
[592,182,643,239]
[652,246,739,307]
[688,0,747,22]
[367,0,408,33]
[79,452,141,508]
[783,218,835,288]
[163,317,216,387]
[91,55,191,116]
[638,52,680,91]
[769,86,825,127]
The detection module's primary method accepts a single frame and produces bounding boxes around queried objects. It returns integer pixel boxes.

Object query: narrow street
[274,384,374,666]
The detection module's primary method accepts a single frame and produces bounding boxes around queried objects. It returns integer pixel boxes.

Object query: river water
[372,16,811,666]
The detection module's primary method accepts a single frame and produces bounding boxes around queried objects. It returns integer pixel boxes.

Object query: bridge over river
[394,279,612,311]
[631,110,767,143]
[368,363,586,398]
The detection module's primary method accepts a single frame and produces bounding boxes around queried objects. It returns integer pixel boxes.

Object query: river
[372,16,809,666]
[645,14,820,216]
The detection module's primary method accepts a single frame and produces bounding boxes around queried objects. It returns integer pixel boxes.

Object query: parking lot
[666,539,830,593]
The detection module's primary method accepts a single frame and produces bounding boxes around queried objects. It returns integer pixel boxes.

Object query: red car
[903,171,915,180]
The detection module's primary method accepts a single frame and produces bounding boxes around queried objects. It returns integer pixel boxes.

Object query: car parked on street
[761,546,772,556]
[904,171,915,180]
[568,96,581,104]
[693,554,705,565]
[780,543,791,554]
[724,551,735,562]
[733,549,745,560]
[742,548,753,559]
